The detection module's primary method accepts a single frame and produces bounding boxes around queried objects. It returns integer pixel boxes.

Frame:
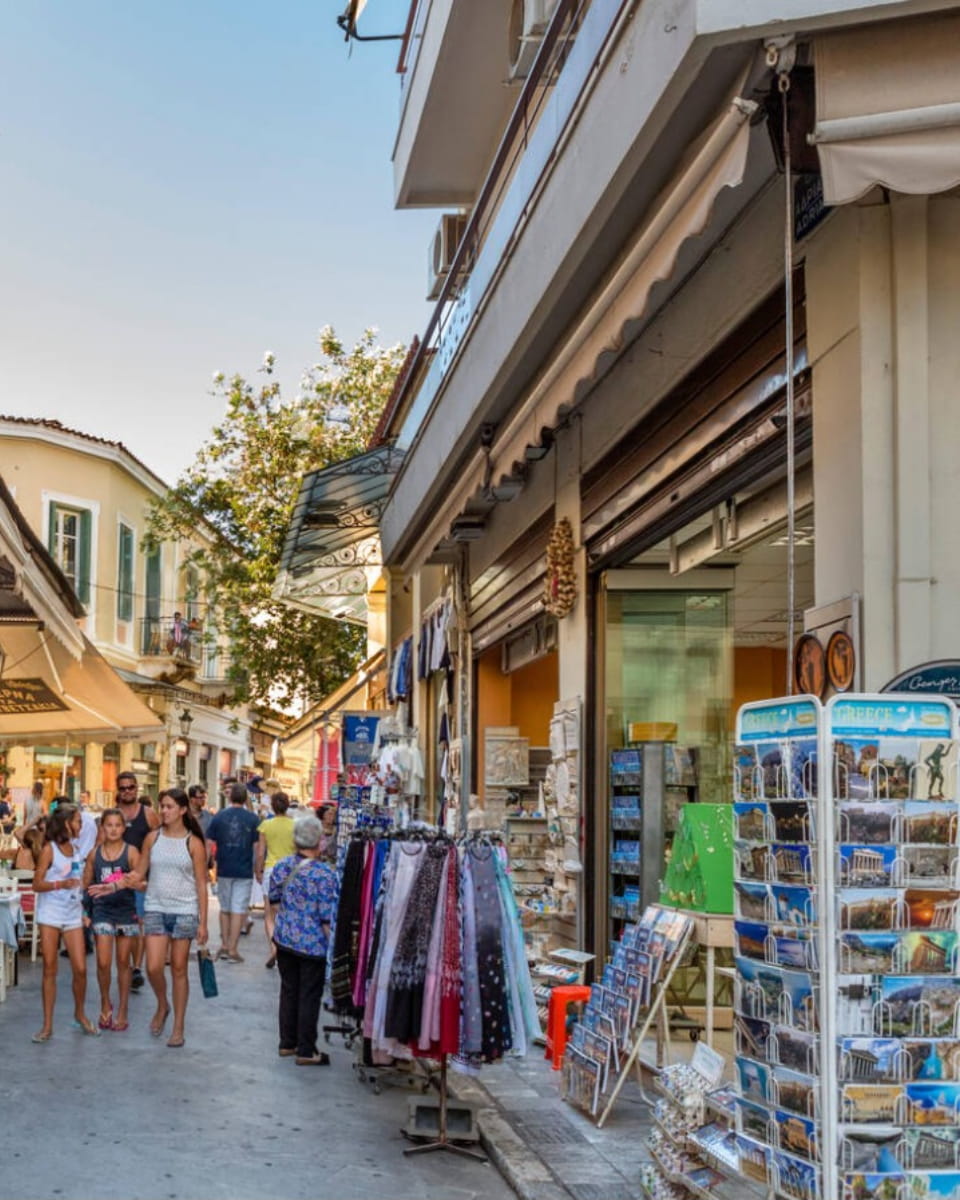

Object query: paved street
[0,912,515,1200]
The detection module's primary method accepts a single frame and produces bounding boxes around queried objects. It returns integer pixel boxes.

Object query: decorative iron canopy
[274,444,404,624]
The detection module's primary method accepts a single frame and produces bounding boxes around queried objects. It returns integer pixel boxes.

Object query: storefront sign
[794,173,831,242]
[342,713,380,766]
[882,661,960,704]
[0,678,68,714]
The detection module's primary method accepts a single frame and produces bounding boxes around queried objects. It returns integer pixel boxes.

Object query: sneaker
[130,968,145,991]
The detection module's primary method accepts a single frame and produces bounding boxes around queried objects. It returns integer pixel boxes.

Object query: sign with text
[883,661,960,704]
[0,678,68,715]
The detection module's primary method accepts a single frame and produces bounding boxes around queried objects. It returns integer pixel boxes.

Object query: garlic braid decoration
[543,517,577,619]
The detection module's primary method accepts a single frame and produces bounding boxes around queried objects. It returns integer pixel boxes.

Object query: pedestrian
[124,788,208,1048]
[268,814,337,1066]
[187,784,214,838]
[115,770,159,991]
[206,782,260,963]
[31,802,99,1042]
[13,813,47,870]
[317,803,338,863]
[254,791,295,969]
[83,808,142,1032]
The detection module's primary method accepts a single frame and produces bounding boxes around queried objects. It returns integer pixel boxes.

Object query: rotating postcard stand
[733,692,960,1200]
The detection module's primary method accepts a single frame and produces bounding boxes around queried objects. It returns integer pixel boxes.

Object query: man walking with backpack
[206,783,260,962]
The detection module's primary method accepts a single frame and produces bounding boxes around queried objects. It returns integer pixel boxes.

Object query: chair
[16,881,39,963]
[545,984,592,1070]
[0,877,17,1002]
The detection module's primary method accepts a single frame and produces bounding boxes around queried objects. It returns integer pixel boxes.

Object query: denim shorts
[92,919,140,938]
[143,911,199,940]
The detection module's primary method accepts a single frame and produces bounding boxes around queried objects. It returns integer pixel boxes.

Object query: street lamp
[177,708,194,738]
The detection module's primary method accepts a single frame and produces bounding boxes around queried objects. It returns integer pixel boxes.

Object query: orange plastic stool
[545,984,592,1069]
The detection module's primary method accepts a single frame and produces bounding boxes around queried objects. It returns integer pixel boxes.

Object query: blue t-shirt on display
[207,806,261,878]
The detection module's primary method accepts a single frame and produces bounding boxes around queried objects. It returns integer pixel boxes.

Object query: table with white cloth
[0,892,23,1000]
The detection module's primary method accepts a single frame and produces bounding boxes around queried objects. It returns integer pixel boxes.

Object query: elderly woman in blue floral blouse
[268,815,338,1065]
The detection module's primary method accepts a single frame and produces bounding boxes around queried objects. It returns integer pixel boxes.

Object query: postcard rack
[559,903,695,1127]
[733,692,960,1200]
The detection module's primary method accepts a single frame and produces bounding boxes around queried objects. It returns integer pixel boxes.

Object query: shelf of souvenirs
[643,1151,727,1200]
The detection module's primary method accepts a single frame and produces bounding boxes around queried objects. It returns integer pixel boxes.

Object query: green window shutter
[117,524,134,621]
[77,509,92,606]
[145,546,162,620]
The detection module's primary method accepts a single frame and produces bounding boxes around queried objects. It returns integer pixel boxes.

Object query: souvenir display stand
[559,903,696,1126]
[732,691,960,1200]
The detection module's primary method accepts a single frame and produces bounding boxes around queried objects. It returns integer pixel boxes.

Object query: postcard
[904,1083,960,1125]
[736,1134,770,1184]
[904,846,958,888]
[839,803,899,845]
[902,1040,960,1082]
[900,931,959,974]
[840,1038,908,1083]
[879,976,960,1038]
[773,1065,818,1118]
[904,890,960,931]
[839,844,899,888]
[838,1129,903,1173]
[841,932,900,974]
[874,738,920,800]
[900,1127,960,1169]
[773,884,818,927]
[902,803,959,847]
[756,741,790,799]
[904,1172,960,1199]
[839,889,899,932]
[770,1149,819,1200]
[735,1014,772,1062]
[737,840,771,882]
[772,843,814,884]
[736,959,816,1030]
[837,975,877,1037]
[916,740,958,801]
[735,745,760,801]
[774,1108,817,1162]
[738,1097,773,1141]
[770,801,817,843]
[775,934,817,971]
[841,1084,904,1124]
[581,1028,615,1091]
[772,1027,816,1075]
[735,801,770,841]
[834,737,881,800]
[841,1173,904,1200]
[686,1168,725,1191]
[789,739,819,800]
[737,882,773,923]
[736,920,772,962]
[737,1056,771,1104]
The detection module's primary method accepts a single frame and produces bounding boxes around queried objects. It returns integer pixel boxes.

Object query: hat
[246,775,264,796]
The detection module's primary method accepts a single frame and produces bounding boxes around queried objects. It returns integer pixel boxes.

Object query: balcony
[140,617,202,670]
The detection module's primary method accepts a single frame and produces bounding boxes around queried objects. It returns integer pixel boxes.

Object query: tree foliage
[147,327,406,712]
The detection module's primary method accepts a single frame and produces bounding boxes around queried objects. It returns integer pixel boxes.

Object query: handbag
[196,946,218,999]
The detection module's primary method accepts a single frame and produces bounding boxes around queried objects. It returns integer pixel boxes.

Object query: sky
[0,1,436,483]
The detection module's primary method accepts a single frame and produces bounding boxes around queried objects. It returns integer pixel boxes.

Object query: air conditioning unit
[427,212,469,301]
[508,0,559,80]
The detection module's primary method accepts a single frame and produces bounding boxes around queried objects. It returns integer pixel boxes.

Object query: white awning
[812,13,960,205]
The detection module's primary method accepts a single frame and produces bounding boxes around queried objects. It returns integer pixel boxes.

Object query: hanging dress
[384,841,448,1043]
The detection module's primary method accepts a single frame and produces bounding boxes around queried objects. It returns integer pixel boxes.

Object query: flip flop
[166,1036,185,1048]
[110,1019,129,1032]
[71,1019,102,1037]
[98,1010,113,1031]
[31,1031,52,1043]
[150,1007,170,1037]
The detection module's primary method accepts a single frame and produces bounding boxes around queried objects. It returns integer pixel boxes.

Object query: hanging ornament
[543,517,577,619]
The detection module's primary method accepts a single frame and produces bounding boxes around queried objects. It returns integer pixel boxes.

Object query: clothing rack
[402,1054,487,1162]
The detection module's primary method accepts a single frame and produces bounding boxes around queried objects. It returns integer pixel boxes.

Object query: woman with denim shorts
[126,788,208,1047]
[83,808,142,1031]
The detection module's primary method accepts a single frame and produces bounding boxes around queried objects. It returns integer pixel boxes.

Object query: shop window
[117,522,135,622]
[48,503,92,604]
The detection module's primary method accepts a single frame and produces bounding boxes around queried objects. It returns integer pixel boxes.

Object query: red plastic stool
[545,984,592,1069]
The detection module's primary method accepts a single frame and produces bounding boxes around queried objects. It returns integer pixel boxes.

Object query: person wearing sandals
[125,788,208,1048]
[32,802,99,1041]
[268,814,338,1065]
[83,808,143,1032]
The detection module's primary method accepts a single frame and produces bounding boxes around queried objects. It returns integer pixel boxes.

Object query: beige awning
[0,623,164,744]
[812,13,960,206]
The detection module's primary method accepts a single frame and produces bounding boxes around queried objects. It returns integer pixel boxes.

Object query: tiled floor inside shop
[452,1025,737,1200]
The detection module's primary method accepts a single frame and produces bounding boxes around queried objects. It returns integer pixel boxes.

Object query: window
[184,565,201,623]
[48,503,92,604]
[117,523,134,622]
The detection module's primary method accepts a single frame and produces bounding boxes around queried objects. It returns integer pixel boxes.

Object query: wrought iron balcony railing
[140,617,202,666]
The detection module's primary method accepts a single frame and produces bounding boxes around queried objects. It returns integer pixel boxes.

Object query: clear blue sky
[0,1,435,482]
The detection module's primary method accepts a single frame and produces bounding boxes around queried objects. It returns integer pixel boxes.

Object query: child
[32,803,99,1041]
[84,808,142,1031]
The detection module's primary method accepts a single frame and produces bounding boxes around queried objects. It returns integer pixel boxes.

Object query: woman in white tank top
[32,802,99,1042]
[125,789,208,1048]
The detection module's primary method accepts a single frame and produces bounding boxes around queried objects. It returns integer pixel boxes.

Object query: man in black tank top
[116,772,159,989]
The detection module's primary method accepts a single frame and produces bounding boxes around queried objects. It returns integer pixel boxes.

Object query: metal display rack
[732,692,960,1200]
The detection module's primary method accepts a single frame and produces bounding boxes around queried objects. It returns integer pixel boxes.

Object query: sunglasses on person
[117,784,137,793]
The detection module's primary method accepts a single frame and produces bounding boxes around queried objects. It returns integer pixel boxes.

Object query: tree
[147,327,406,711]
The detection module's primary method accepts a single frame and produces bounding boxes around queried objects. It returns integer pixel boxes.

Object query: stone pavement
[0,912,515,1200]
[451,1045,657,1200]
